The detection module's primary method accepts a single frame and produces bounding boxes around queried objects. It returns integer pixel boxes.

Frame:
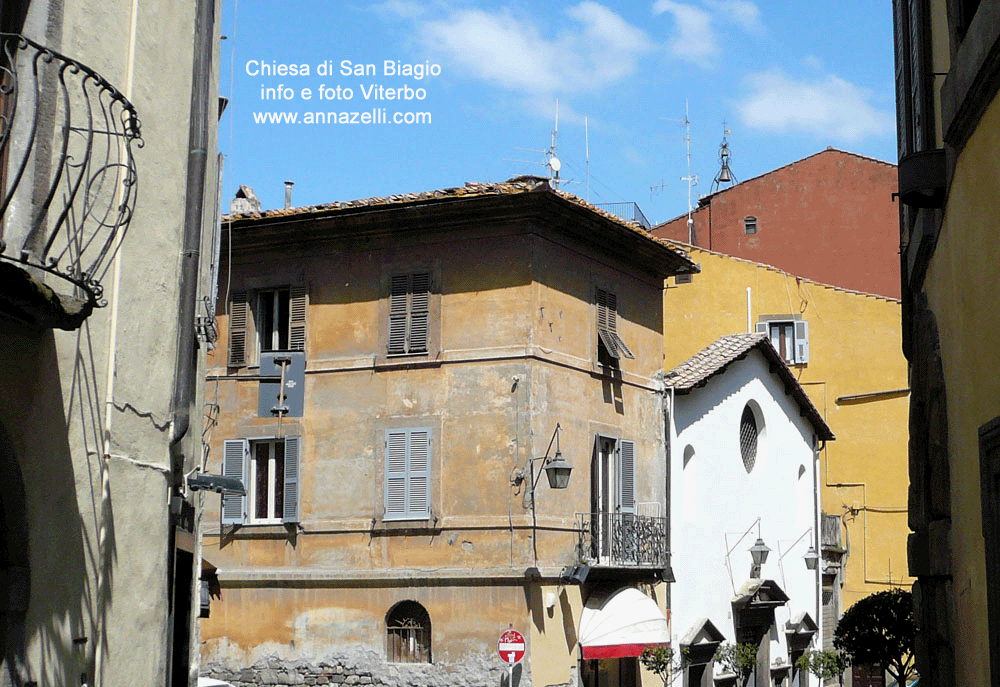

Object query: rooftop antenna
[546,99,563,189]
[680,100,699,244]
[711,122,738,193]
[585,116,590,202]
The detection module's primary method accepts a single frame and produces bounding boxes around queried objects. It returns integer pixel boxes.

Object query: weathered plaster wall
[662,247,910,612]
[203,215,669,684]
[920,94,1000,687]
[0,1,220,685]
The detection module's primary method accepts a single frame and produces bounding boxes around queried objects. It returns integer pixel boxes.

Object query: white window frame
[227,284,306,368]
[258,287,291,354]
[756,317,809,365]
[248,439,286,525]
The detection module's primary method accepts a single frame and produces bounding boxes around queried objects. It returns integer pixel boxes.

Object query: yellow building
[892,2,1000,684]
[661,245,911,649]
[198,178,695,687]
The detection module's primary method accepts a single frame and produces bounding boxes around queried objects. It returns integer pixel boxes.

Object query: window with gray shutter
[228,292,249,367]
[289,285,307,351]
[388,273,430,355]
[757,318,809,365]
[283,436,300,523]
[385,428,432,520]
[221,439,248,525]
[617,440,635,515]
[596,288,634,361]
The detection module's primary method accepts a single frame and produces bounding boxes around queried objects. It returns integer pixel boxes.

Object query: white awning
[578,586,670,659]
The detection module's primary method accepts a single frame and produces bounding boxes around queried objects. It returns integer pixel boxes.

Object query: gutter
[166,0,214,685]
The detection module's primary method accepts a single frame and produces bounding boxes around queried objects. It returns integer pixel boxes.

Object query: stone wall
[203,651,517,687]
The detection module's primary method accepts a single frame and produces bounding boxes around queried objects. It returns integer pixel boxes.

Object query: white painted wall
[669,349,820,681]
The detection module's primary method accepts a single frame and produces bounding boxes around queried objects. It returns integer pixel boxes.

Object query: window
[227,285,307,367]
[740,405,758,473]
[756,318,809,365]
[596,288,634,363]
[384,428,431,520]
[386,601,431,663]
[220,436,300,525]
[388,272,430,355]
[590,436,637,564]
[744,216,757,235]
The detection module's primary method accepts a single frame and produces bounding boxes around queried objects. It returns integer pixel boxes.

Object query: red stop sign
[497,629,526,664]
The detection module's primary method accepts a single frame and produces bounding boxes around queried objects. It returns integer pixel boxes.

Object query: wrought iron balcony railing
[0,33,142,317]
[576,511,668,569]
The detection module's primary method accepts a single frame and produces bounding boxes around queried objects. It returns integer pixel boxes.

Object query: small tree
[640,646,688,684]
[716,642,758,686]
[834,588,917,686]
[795,648,849,685]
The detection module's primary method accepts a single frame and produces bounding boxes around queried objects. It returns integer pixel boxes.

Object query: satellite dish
[549,157,562,172]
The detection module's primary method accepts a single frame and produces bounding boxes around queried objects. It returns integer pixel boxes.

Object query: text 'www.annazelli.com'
[252,109,431,125]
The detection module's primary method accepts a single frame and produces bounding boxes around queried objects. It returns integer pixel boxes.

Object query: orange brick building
[652,148,900,299]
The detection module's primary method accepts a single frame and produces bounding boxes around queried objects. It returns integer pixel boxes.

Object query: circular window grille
[740,405,758,473]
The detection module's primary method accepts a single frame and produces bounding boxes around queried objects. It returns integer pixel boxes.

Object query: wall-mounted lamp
[511,424,574,498]
[804,545,819,571]
[749,537,771,578]
[776,528,818,572]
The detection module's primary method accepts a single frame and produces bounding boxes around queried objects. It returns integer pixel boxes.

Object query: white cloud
[652,0,718,67]
[414,3,654,96]
[738,69,895,142]
[707,0,764,34]
[652,0,763,67]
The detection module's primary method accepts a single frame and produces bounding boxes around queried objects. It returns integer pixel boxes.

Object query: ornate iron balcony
[576,511,668,569]
[0,33,142,324]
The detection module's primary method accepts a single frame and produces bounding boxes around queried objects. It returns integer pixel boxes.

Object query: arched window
[740,404,759,473]
[386,600,431,663]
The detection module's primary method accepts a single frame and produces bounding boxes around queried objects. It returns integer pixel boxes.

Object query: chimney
[230,185,262,215]
[284,181,294,209]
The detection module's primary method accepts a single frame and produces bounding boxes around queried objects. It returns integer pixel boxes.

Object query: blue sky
[219,1,896,225]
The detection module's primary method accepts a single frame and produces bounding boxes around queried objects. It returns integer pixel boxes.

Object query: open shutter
[408,429,431,518]
[617,440,636,515]
[388,275,408,354]
[289,285,307,352]
[221,439,248,525]
[409,273,430,353]
[282,436,300,523]
[228,291,249,367]
[385,430,408,517]
[794,320,810,364]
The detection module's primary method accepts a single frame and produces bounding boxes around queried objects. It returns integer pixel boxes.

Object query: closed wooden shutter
[618,440,636,515]
[385,428,431,519]
[289,285,307,352]
[282,436,300,523]
[408,429,431,517]
[228,291,249,367]
[409,273,430,353]
[221,439,248,525]
[794,320,810,364]
[388,275,409,354]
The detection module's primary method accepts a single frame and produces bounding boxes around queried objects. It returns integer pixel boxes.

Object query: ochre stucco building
[660,245,911,652]
[892,1,1000,684]
[199,178,695,687]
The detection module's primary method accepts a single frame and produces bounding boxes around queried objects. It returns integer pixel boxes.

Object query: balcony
[576,511,668,571]
[0,33,142,329]
[595,202,651,231]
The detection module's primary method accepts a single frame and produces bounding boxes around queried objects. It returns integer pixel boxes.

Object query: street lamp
[749,537,771,578]
[512,424,574,498]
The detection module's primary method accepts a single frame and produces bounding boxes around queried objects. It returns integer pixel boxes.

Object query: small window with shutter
[384,428,432,520]
[221,436,300,526]
[388,273,430,355]
[596,288,634,364]
[756,317,809,365]
[227,284,307,367]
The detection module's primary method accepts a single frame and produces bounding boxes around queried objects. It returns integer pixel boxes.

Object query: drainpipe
[166,0,214,684]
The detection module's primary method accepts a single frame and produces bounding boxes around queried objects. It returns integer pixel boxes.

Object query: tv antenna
[710,122,737,193]
[507,99,573,190]
[680,100,698,244]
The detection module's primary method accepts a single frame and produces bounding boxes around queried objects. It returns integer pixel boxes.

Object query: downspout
[166,0,214,685]
[814,436,826,649]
